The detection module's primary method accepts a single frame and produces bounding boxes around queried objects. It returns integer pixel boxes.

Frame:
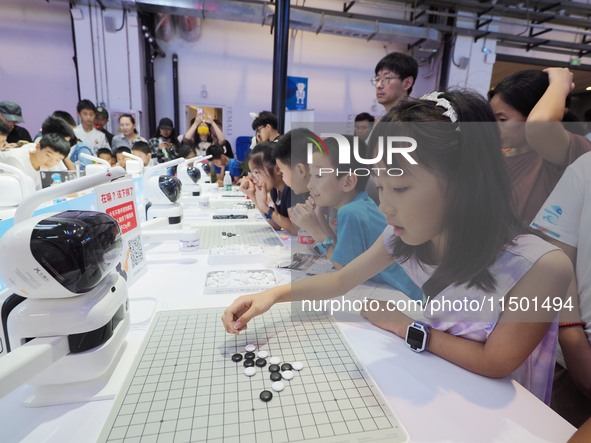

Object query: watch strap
[262,206,275,220]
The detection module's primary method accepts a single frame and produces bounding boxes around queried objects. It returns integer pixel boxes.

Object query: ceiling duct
[122,0,441,51]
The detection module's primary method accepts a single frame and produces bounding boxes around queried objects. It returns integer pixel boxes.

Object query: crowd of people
[1,50,591,436]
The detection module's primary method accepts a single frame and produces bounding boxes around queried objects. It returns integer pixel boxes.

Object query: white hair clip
[420,91,458,123]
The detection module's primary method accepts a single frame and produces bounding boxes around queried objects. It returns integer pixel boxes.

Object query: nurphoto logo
[306,133,418,177]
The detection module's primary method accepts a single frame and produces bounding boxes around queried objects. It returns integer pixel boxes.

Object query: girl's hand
[360,300,413,337]
[254,182,269,209]
[239,177,256,200]
[221,291,276,334]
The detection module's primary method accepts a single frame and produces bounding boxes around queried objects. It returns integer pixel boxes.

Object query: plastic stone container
[204,269,276,294]
[207,244,265,265]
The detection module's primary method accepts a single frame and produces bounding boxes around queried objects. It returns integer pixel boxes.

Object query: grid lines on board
[197,224,284,248]
[98,306,409,443]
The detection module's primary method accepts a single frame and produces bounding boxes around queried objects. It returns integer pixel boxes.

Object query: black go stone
[244,359,255,367]
[260,390,273,402]
[255,358,267,368]
[268,364,280,373]
[281,363,292,371]
[245,352,256,359]
[270,372,282,382]
[231,353,243,363]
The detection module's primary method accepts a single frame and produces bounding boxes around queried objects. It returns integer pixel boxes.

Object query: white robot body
[3,272,129,386]
[0,211,123,299]
[0,179,130,404]
[145,175,183,224]
[0,164,36,219]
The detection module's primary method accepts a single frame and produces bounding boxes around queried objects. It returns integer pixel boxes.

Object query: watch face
[407,326,425,350]
[312,245,324,256]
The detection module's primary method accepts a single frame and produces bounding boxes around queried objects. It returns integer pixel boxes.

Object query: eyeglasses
[370,75,401,86]
[250,170,262,182]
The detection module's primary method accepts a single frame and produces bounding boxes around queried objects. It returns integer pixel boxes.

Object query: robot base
[146,202,183,225]
[21,320,128,407]
[181,183,201,197]
[3,273,130,406]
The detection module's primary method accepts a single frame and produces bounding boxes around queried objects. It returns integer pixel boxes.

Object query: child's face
[98,152,114,166]
[275,158,292,188]
[79,109,96,129]
[489,95,527,150]
[307,154,346,208]
[248,161,275,190]
[255,124,271,142]
[36,147,65,169]
[116,153,128,167]
[95,115,108,130]
[132,150,151,167]
[374,164,447,249]
[354,120,373,141]
[160,128,172,138]
[119,117,135,136]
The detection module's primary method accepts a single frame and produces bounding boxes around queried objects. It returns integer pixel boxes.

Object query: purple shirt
[383,227,559,404]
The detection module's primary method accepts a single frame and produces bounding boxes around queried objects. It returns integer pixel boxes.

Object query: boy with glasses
[252,111,281,143]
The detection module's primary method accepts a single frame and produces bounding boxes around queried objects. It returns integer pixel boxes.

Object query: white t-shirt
[0,143,66,190]
[531,151,591,368]
[74,125,110,154]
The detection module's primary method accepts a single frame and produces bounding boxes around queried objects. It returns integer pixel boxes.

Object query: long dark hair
[488,69,572,119]
[152,118,180,147]
[372,90,525,299]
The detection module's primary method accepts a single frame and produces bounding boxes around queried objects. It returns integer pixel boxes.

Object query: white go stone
[292,361,304,371]
[281,370,294,380]
[257,351,269,359]
[244,367,256,377]
[245,344,256,352]
[269,357,281,365]
[271,381,285,392]
[205,270,275,289]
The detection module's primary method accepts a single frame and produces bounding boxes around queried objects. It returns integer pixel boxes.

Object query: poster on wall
[286,76,308,111]
[95,178,147,286]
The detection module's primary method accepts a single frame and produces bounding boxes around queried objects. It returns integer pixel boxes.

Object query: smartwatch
[405,321,430,353]
[312,237,335,257]
[262,206,275,221]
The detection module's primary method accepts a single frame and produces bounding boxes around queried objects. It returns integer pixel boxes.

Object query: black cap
[158,117,174,130]
[0,101,24,123]
[96,107,109,119]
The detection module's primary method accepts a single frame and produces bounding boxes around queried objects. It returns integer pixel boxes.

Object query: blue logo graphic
[541,205,563,226]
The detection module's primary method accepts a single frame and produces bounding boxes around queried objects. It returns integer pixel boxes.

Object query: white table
[0,202,577,442]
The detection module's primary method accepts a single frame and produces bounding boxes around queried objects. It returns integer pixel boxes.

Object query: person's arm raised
[183,117,201,143]
[221,234,396,334]
[525,68,574,167]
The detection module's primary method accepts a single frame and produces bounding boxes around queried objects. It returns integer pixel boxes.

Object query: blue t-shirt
[69,142,93,170]
[226,158,242,179]
[331,192,423,301]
